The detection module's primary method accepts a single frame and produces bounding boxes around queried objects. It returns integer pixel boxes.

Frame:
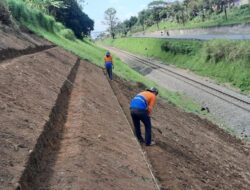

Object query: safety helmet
[146,87,158,95]
[106,51,110,56]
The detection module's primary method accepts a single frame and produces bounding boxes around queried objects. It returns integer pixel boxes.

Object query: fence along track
[108,46,250,112]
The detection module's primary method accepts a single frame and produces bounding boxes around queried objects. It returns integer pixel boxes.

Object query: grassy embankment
[102,38,250,93]
[132,5,250,33]
[6,0,202,114]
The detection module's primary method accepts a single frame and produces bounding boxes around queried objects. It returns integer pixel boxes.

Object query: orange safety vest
[104,55,113,65]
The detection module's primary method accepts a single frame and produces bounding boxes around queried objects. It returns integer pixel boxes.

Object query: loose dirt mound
[111,77,250,190]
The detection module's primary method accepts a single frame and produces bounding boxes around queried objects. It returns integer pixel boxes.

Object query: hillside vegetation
[108,1,250,38]
[135,4,250,33]
[102,38,250,92]
[3,0,201,114]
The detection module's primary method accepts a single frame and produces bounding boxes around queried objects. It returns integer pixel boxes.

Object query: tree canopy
[23,0,94,38]
[103,8,119,39]
[50,0,94,38]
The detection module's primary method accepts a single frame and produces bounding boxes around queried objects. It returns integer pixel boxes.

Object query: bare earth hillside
[0,28,156,190]
[0,27,250,190]
[111,78,250,190]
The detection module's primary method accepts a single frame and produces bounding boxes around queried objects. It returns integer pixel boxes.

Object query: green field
[101,38,250,93]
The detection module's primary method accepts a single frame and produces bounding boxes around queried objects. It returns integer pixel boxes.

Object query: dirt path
[110,77,250,190]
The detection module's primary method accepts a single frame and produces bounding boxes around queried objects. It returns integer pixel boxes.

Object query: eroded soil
[110,77,250,190]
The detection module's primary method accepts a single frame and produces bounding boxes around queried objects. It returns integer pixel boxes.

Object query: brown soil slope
[1,27,250,190]
[28,60,156,190]
[0,37,156,189]
[0,47,78,189]
[0,25,53,61]
[0,25,51,50]
[111,78,250,190]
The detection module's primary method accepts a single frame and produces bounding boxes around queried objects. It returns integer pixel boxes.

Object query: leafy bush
[161,40,202,55]
[239,4,250,11]
[203,40,250,64]
[8,0,43,29]
[7,0,72,34]
[59,29,76,40]
[54,22,65,32]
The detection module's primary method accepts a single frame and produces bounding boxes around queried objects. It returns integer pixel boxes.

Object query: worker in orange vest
[104,51,114,80]
[130,87,158,146]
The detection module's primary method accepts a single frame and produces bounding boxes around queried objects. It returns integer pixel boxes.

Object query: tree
[103,8,118,39]
[138,10,147,31]
[114,22,128,37]
[50,0,94,38]
[129,16,138,29]
[148,0,167,29]
[172,2,186,25]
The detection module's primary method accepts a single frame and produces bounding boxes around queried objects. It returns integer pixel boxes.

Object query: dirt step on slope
[20,60,157,190]
[0,47,78,190]
[0,46,157,189]
[0,25,52,50]
[110,77,250,190]
[0,25,53,62]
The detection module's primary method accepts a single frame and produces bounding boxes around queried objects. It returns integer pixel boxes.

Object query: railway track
[108,46,250,113]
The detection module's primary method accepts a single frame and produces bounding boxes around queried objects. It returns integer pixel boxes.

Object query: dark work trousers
[106,66,113,80]
[130,109,152,145]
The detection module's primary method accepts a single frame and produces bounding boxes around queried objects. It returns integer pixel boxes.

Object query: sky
[83,0,154,33]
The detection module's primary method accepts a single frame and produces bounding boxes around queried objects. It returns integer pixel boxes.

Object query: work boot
[138,138,145,144]
[146,141,156,146]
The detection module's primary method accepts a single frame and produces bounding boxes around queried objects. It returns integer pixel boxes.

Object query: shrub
[203,40,250,64]
[59,29,76,40]
[161,40,201,55]
[7,0,68,34]
[54,22,65,32]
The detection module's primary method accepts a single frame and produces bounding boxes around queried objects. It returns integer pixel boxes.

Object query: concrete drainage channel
[16,58,80,190]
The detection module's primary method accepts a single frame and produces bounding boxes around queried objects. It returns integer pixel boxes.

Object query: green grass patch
[7,0,73,35]
[101,37,250,92]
